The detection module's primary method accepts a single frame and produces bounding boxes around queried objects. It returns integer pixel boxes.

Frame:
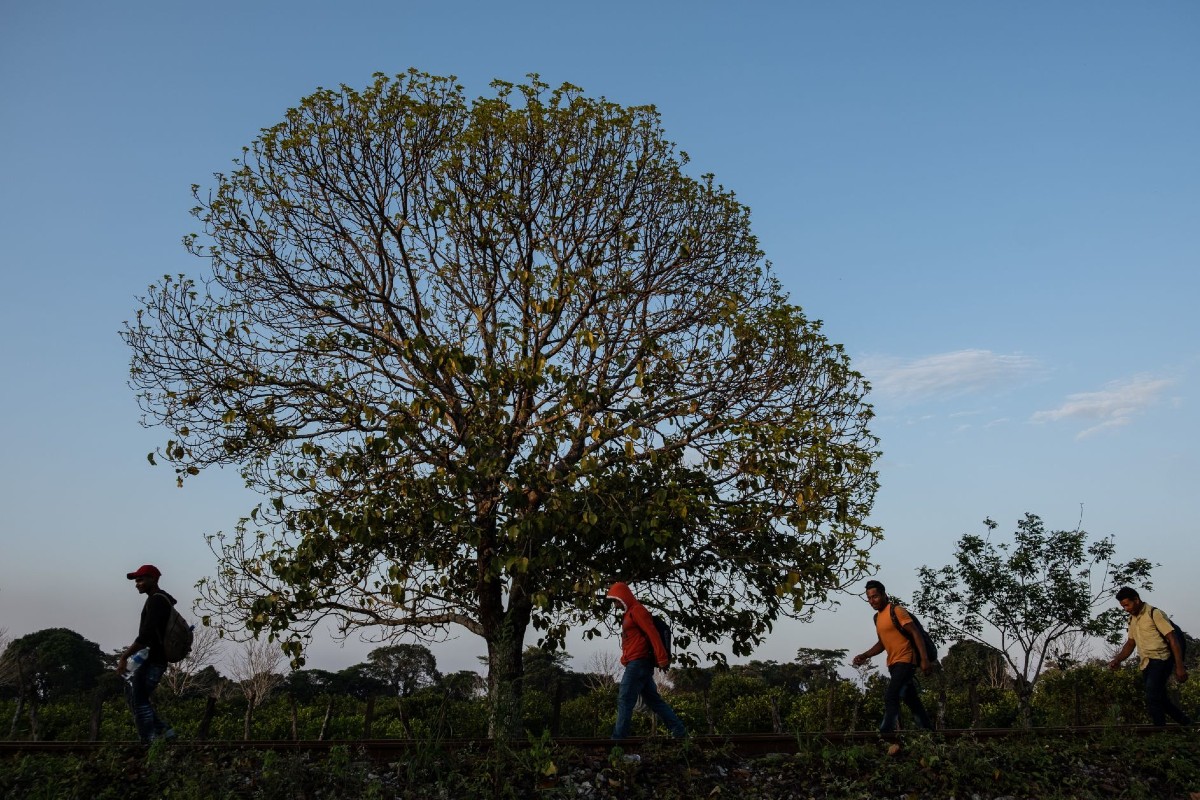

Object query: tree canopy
[1,628,107,701]
[123,70,880,734]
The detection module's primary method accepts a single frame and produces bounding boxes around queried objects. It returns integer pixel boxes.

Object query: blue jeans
[880,662,933,733]
[124,662,173,742]
[612,658,686,739]
[1143,659,1191,726]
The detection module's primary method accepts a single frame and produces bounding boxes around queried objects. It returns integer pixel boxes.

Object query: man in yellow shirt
[1108,586,1191,726]
[852,580,935,732]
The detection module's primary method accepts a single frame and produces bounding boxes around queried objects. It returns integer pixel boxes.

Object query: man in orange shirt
[851,579,934,732]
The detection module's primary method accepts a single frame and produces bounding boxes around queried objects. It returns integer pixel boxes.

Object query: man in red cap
[606,581,686,739]
[117,564,177,742]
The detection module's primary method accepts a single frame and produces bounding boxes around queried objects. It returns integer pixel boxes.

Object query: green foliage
[1,628,107,702]
[364,643,440,698]
[915,513,1154,726]
[785,679,863,732]
[3,646,1196,747]
[1032,662,1143,726]
[123,69,880,736]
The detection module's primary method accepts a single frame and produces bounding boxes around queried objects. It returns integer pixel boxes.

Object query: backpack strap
[1149,606,1176,649]
[154,591,175,641]
[889,604,920,664]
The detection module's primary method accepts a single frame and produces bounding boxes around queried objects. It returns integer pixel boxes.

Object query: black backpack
[876,604,938,664]
[649,614,673,666]
[1150,606,1189,663]
[158,594,195,663]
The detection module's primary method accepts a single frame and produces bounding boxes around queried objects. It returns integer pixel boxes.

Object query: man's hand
[851,653,866,667]
[657,660,668,670]
[920,658,934,676]
[1107,658,1122,671]
[1176,667,1188,684]
[116,657,127,675]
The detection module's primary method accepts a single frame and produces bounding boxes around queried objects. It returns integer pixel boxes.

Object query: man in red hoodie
[606,581,687,739]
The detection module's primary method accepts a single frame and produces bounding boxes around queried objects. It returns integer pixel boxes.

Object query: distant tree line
[2,628,1195,742]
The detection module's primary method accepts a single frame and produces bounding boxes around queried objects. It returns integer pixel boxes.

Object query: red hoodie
[607,582,668,667]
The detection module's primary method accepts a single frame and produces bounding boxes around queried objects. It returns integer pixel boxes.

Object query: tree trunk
[362,695,375,739]
[197,697,217,740]
[768,693,783,734]
[485,610,528,739]
[243,699,254,740]
[89,690,104,741]
[9,694,24,739]
[968,684,980,728]
[318,698,333,741]
[395,695,412,738]
[550,676,563,737]
[1016,683,1034,729]
[26,699,39,741]
[289,695,299,740]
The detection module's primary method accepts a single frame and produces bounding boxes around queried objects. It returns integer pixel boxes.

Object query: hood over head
[606,581,634,610]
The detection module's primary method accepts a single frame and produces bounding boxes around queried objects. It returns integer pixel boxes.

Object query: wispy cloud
[859,349,1042,403]
[1031,375,1174,439]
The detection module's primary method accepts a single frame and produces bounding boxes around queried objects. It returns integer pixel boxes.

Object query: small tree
[935,640,1009,728]
[361,643,439,735]
[227,637,284,740]
[162,624,224,698]
[914,513,1153,727]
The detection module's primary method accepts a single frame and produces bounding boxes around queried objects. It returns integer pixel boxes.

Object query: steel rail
[0,725,1191,759]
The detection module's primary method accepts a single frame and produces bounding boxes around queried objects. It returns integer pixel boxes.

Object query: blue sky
[1,1,1196,676]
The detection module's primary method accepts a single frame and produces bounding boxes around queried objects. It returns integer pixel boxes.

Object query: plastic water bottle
[125,647,149,682]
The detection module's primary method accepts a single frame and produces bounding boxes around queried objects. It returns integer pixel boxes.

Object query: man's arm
[1166,630,1189,682]
[1108,639,1136,670]
[116,641,141,673]
[852,641,884,666]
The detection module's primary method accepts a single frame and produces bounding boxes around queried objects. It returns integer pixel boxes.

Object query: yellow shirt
[1128,604,1175,670]
[874,603,917,666]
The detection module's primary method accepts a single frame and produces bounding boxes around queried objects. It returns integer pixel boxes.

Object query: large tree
[913,513,1153,728]
[1,628,107,702]
[123,70,879,736]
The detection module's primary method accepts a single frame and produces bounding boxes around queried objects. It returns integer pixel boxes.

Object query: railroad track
[1,725,1191,758]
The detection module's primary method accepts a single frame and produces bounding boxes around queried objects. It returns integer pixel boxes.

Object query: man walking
[1108,586,1191,726]
[851,579,935,732]
[117,564,177,742]
[606,581,686,739]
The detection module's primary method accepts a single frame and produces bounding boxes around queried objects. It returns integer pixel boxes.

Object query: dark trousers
[881,662,933,732]
[124,662,173,742]
[612,658,686,739]
[1142,659,1191,726]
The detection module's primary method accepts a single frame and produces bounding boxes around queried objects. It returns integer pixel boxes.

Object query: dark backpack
[649,614,673,666]
[1150,606,1189,663]
[158,594,195,663]
[876,604,939,664]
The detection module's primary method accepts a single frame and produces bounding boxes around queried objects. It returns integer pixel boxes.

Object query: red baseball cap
[126,564,162,580]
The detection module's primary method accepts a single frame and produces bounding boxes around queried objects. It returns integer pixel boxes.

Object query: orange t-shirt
[874,604,917,666]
